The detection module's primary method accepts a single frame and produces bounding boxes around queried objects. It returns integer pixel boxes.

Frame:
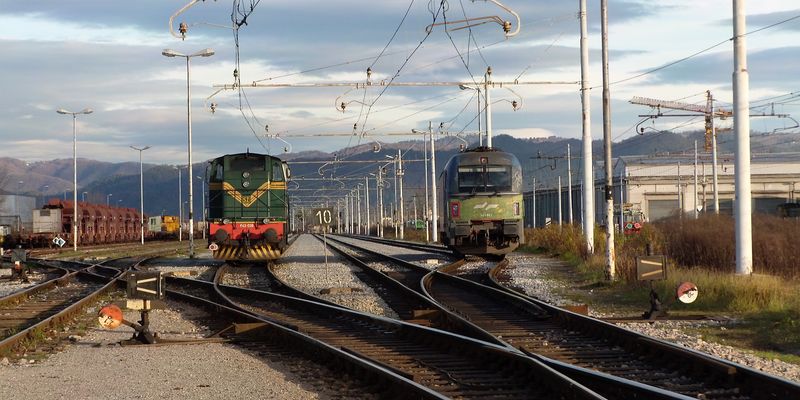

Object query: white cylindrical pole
[72,115,78,251]
[365,176,370,236]
[485,67,493,148]
[139,150,144,244]
[398,149,405,240]
[430,126,439,243]
[567,143,573,224]
[393,157,398,238]
[532,177,536,228]
[579,0,595,254]
[357,186,362,235]
[601,0,615,280]
[694,141,699,219]
[186,56,195,258]
[557,176,563,226]
[733,0,752,275]
[423,135,429,242]
[178,167,182,241]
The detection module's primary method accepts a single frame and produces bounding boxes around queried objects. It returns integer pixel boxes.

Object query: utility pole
[532,177,536,228]
[365,176,370,236]
[356,185,362,235]
[484,67,493,148]
[423,131,430,242]
[678,162,683,217]
[694,141,699,219]
[567,143,573,224]
[733,0,753,275]
[393,156,398,238]
[557,176,563,226]
[579,0,595,254]
[378,166,384,238]
[601,0,615,280]
[398,149,405,240]
[430,123,439,243]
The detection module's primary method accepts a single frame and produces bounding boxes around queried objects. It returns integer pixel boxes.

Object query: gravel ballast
[273,234,397,318]
[504,252,800,383]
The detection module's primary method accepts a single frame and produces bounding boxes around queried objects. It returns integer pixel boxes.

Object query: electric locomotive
[439,147,524,255]
[206,152,290,260]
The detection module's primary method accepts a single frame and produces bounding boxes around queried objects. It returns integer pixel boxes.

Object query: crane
[630,91,732,151]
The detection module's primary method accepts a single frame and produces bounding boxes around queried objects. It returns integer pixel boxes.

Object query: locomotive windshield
[230,156,265,171]
[458,165,512,193]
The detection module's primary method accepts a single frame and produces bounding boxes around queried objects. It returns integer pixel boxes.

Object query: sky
[1,0,799,165]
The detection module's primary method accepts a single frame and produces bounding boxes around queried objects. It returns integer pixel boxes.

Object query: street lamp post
[162,47,214,258]
[15,181,23,233]
[174,166,182,242]
[57,107,93,252]
[196,175,206,240]
[107,193,112,206]
[130,145,151,245]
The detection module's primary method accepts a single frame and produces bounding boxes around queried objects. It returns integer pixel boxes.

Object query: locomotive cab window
[271,160,284,181]
[457,165,511,193]
[230,156,265,172]
[486,166,511,191]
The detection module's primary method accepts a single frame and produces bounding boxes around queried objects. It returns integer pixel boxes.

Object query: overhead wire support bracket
[425,0,521,38]
[169,0,213,40]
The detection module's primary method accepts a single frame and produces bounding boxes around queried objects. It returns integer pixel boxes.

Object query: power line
[594,12,800,89]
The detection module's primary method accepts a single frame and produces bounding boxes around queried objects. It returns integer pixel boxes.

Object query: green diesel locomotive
[206,152,290,260]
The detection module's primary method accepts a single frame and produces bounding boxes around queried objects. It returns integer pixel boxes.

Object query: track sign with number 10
[313,208,333,226]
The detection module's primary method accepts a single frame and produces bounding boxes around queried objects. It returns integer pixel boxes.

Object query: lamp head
[56,109,69,114]
[162,49,180,57]
[192,48,215,57]
[80,108,93,115]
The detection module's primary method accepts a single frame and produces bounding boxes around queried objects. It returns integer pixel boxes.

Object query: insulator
[353,123,357,131]
[366,67,372,81]
[210,103,217,113]
[340,102,346,111]
[265,124,269,133]
[503,21,511,34]
[179,22,188,40]
[486,66,492,76]
[512,100,518,110]
[233,69,239,79]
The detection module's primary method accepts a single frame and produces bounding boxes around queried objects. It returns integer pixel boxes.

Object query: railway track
[314,234,502,344]
[162,266,606,399]
[0,261,120,356]
[422,258,800,400]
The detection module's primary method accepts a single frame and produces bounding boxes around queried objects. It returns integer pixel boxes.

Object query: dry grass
[657,214,800,279]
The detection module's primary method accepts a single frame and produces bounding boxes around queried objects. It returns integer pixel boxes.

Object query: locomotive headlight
[513,202,520,216]
[262,218,269,224]
[242,171,250,179]
[222,218,232,225]
[242,180,251,188]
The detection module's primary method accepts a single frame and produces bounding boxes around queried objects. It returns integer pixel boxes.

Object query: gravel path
[504,252,800,383]
[273,234,397,318]
[0,299,333,399]
[330,235,454,269]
